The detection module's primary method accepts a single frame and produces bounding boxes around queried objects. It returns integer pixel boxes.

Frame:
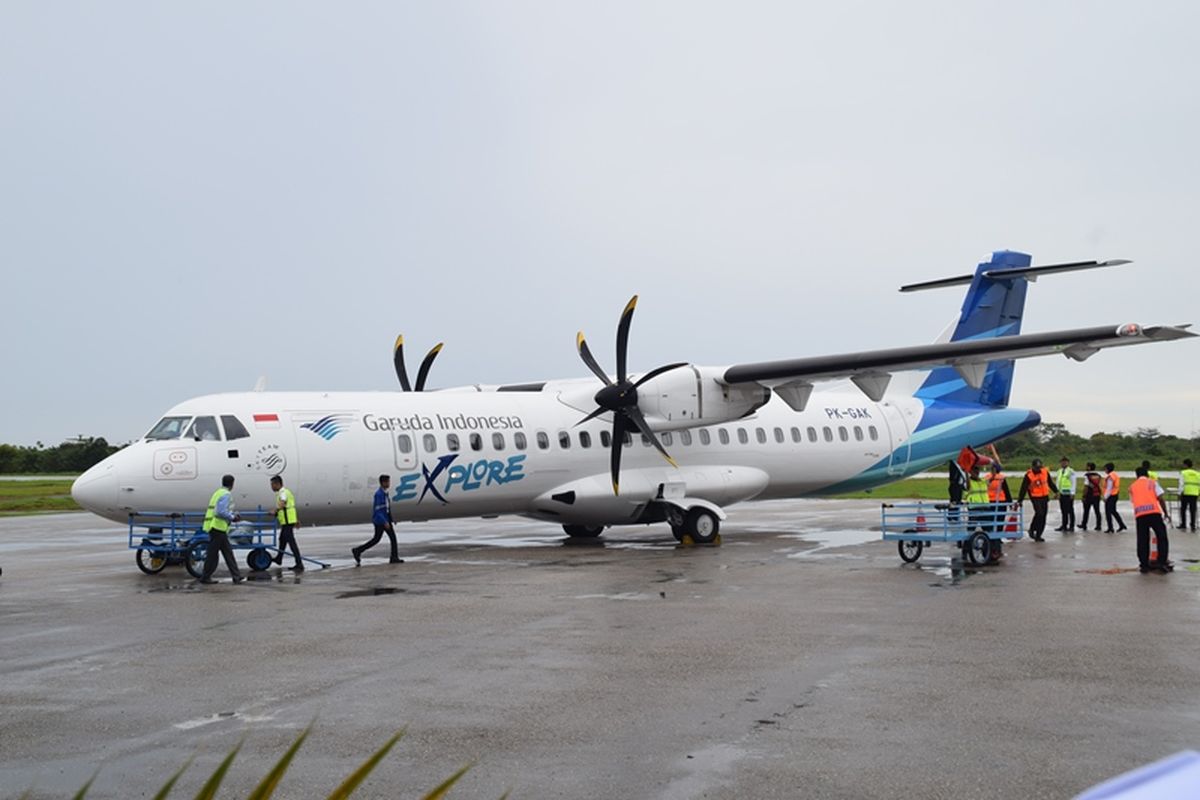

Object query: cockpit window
[145,416,192,440]
[185,416,222,441]
[221,415,250,441]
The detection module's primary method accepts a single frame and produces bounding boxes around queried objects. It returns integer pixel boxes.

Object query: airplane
[72,250,1195,545]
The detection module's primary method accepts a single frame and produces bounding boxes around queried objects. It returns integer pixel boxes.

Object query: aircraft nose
[72,462,119,515]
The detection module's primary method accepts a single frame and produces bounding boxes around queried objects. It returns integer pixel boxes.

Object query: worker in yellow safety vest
[966,466,993,534]
[200,474,244,584]
[1129,466,1171,573]
[1179,459,1200,532]
[270,475,303,571]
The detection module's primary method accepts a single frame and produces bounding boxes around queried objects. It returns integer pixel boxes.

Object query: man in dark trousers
[200,474,244,584]
[1129,465,1171,574]
[1079,462,1103,532]
[1017,458,1058,542]
[1104,462,1127,533]
[352,474,403,566]
[270,474,303,571]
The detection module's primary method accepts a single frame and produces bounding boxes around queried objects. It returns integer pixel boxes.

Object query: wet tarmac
[2,500,1200,799]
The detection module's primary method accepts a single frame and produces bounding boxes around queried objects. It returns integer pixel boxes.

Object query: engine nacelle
[637,366,770,431]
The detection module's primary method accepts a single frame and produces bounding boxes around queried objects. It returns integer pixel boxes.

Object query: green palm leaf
[324,729,405,800]
[152,756,195,800]
[246,725,311,800]
[421,763,471,800]
[193,740,242,800]
[70,769,99,799]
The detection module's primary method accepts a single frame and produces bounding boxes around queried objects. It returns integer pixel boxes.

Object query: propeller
[393,335,444,392]
[575,295,689,495]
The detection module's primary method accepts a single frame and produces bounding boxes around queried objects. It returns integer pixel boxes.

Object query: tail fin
[913,250,1034,407]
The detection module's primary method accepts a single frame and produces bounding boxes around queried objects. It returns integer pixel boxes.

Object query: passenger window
[145,416,191,441]
[492,432,506,450]
[699,429,711,445]
[755,428,766,444]
[447,433,460,452]
[622,431,633,447]
[807,426,818,443]
[680,430,692,446]
[558,431,571,449]
[423,433,437,452]
[791,427,801,443]
[600,430,611,447]
[536,431,550,450]
[737,428,749,445]
[718,429,730,445]
[397,434,413,454]
[514,432,528,450]
[186,416,222,441]
[221,415,250,441]
[470,433,483,451]
[774,427,785,444]
[579,431,592,448]
[869,425,879,441]
[823,427,833,442]
[662,432,673,446]
[838,426,848,442]
[641,434,651,447]
[854,426,863,441]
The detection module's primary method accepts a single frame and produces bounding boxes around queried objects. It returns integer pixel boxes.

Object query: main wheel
[562,524,604,538]
[898,539,924,563]
[136,547,168,575]
[684,508,720,544]
[247,548,274,572]
[185,539,209,579]
[965,531,991,566]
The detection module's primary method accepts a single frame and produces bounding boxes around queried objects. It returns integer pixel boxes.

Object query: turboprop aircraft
[72,251,1194,544]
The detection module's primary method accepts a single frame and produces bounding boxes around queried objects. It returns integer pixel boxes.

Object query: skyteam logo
[300,414,354,440]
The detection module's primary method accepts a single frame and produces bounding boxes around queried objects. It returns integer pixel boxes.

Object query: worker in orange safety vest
[1129,466,1171,573]
[1016,458,1058,542]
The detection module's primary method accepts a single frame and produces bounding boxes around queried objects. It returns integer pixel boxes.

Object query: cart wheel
[247,548,274,572]
[898,540,924,563]
[136,548,168,575]
[185,540,209,579]
[988,540,1004,564]
[965,531,991,566]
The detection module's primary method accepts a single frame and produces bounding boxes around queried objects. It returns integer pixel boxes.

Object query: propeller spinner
[575,295,689,495]
[393,335,444,392]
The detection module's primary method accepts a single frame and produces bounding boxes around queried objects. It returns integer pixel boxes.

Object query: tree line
[995,424,1200,470]
[0,437,123,474]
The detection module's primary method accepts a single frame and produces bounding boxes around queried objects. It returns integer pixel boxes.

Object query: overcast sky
[2,2,1198,447]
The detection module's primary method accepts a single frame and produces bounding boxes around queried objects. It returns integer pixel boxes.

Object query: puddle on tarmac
[335,587,404,599]
[779,528,880,558]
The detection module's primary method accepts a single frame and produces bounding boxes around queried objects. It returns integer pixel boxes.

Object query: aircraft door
[392,431,417,471]
[876,400,912,476]
[292,411,363,521]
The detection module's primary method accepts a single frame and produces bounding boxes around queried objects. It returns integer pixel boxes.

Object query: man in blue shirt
[200,474,244,584]
[352,474,403,565]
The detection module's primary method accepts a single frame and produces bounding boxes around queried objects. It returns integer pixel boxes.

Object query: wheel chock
[678,533,721,547]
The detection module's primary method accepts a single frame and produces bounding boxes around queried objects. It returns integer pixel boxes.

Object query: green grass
[0,478,80,515]
[833,477,950,500]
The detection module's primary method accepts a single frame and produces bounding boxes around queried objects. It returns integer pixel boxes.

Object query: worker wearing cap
[1080,462,1103,532]
[1130,466,1171,573]
[1053,457,1076,532]
[1017,458,1058,542]
[270,475,303,571]
[1179,459,1200,532]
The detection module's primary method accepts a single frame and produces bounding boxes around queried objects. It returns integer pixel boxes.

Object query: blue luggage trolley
[129,510,279,577]
[880,501,1025,565]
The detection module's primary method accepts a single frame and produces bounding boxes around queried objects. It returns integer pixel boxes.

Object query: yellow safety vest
[1055,467,1074,494]
[203,487,231,533]
[1181,469,1200,497]
[276,486,298,525]
[967,477,990,504]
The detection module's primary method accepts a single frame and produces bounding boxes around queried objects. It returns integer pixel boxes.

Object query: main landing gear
[562,524,604,539]
[666,506,721,545]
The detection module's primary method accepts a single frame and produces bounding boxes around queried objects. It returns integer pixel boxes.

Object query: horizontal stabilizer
[900,258,1131,293]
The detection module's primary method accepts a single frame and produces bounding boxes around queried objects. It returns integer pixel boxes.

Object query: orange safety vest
[1129,477,1162,518]
[1105,472,1121,498]
[1026,468,1050,498]
[988,473,1005,502]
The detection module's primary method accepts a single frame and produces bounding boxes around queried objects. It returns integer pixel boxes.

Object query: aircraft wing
[721,323,1195,406]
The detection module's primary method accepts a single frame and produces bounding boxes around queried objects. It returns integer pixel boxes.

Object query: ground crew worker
[270,475,303,571]
[1179,458,1200,532]
[965,465,991,533]
[1080,462,1103,531]
[1017,458,1058,542]
[200,474,244,584]
[1130,466,1171,574]
[352,474,403,565]
[1103,462,1127,533]
[987,463,1012,503]
[1054,457,1076,532]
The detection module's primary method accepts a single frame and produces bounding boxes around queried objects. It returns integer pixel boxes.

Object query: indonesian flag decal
[253,413,281,428]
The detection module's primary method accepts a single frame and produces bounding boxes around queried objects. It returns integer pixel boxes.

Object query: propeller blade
[615,295,637,384]
[414,343,444,392]
[575,406,609,427]
[610,415,629,495]
[577,332,613,386]
[632,361,689,390]
[626,406,678,468]
[393,335,412,392]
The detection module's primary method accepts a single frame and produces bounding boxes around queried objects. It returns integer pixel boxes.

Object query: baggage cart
[880,501,1024,565]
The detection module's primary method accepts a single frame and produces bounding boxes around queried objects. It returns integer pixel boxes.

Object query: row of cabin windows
[396,424,880,455]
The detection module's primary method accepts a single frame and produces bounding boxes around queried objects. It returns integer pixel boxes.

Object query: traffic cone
[916,511,928,532]
[1150,530,1159,563]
